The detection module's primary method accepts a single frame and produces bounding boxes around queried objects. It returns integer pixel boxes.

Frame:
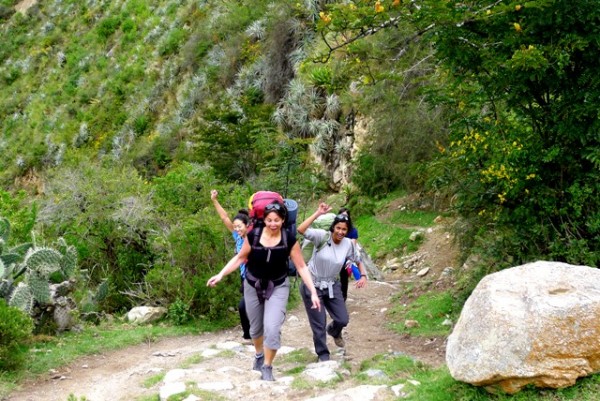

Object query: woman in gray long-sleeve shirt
[297,203,368,362]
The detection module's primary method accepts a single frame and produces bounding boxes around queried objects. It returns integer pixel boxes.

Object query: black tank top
[246,227,296,280]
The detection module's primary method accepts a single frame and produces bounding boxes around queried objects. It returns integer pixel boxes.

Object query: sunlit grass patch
[142,372,165,388]
[389,291,453,337]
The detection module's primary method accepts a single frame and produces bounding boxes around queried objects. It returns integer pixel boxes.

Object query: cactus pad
[8,282,34,314]
[27,271,51,304]
[25,248,62,277]
[60,245,78,278]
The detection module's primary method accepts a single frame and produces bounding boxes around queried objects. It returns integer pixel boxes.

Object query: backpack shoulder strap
[315,232,331,254]
[281,227,288,248]
[252,227,262,248]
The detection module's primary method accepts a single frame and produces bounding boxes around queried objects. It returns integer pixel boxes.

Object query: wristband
[360,274,368,279]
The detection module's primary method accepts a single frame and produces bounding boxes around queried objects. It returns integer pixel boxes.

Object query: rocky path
[7,224,455,401]
[7,280,446,401]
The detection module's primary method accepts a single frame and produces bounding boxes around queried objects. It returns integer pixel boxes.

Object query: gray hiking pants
[244,278,289,350]
[300,281,349,358]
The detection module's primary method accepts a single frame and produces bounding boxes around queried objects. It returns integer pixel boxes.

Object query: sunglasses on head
[265,203,284,212]
[335,214,349,221]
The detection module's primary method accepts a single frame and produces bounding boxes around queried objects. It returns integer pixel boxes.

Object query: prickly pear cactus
[60,245,78,279]
[8,282,34,314]
[0,217,81,331]
[27,271,51,304]
[24,248,63,277]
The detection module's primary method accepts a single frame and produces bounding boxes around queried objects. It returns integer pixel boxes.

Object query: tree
[314,0,600,265]
[430,0,600,264]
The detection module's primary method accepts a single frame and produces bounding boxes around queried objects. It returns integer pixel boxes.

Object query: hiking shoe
[327,323,346,348]
[318,354,330,362]
[253,353,264,371]
[261,364,275,381]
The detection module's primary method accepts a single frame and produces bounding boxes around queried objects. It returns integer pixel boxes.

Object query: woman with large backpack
[207,201,321,381]
[210,189,251,340]
[297,203,368,362]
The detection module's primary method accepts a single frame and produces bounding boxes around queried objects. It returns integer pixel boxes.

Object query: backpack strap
[314,232,331,254]
[281,227,288,249]
[252,226,289,250]
[252,226,262,249]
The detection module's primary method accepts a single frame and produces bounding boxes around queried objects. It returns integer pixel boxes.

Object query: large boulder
[446,261,600,394]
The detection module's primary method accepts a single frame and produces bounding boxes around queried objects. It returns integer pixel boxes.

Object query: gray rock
[127,306,166,324]
[446,261,600,393]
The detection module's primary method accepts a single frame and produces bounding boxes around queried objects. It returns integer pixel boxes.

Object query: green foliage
[354,215,419,260]
[39,163,155,312]
[167,299,191,326]
[96,15,121,41]
[194,99,278,182]
[427,0,600,265]
[0,299,33,371]
[159,28,187,56]
[0,190,37,245]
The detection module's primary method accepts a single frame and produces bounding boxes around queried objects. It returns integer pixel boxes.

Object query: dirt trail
[7,225,455,401]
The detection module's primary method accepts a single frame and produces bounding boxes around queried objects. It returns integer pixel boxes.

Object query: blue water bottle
[351,263,361,280]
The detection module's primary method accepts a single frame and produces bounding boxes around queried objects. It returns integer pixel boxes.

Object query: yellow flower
[350,3,357,10]
[486,9,491,15]
[375,1,384,13]
[319,11,332,24]
[515,4,522,11]
[514,22,522,32]
[392,0,400,6]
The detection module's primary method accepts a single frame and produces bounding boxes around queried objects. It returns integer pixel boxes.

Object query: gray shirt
[304,228,356,284]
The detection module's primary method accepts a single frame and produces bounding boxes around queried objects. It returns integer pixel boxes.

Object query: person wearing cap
[297,202,368,362]
[207,201,321,381]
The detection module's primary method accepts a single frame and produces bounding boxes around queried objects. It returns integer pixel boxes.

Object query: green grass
[142,372,165,389]
[178,353,204,369]
[355,214,421,259]
[280,348,314,365]
[358,353,600,401]
[136,395,159,401]
[388,208,441,227]
[389,291,454,337]
[352,194,441,260]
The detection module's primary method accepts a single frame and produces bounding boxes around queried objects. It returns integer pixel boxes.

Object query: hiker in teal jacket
[211,189,251,340]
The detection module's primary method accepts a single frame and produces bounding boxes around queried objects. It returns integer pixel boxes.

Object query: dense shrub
[429,0,600,266]
[0,300,33,371]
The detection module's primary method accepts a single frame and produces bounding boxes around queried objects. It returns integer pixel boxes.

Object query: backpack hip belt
[246,271,287,303]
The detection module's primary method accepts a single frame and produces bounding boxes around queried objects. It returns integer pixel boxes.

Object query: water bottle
[351,263,361,280]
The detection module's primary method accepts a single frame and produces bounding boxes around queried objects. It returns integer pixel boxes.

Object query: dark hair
[338,207,352,220]
[264,202,287,221]
[233,209,250,226]
[329,213,353,233]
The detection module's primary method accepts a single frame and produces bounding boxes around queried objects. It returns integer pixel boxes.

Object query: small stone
[404,320,420,328]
